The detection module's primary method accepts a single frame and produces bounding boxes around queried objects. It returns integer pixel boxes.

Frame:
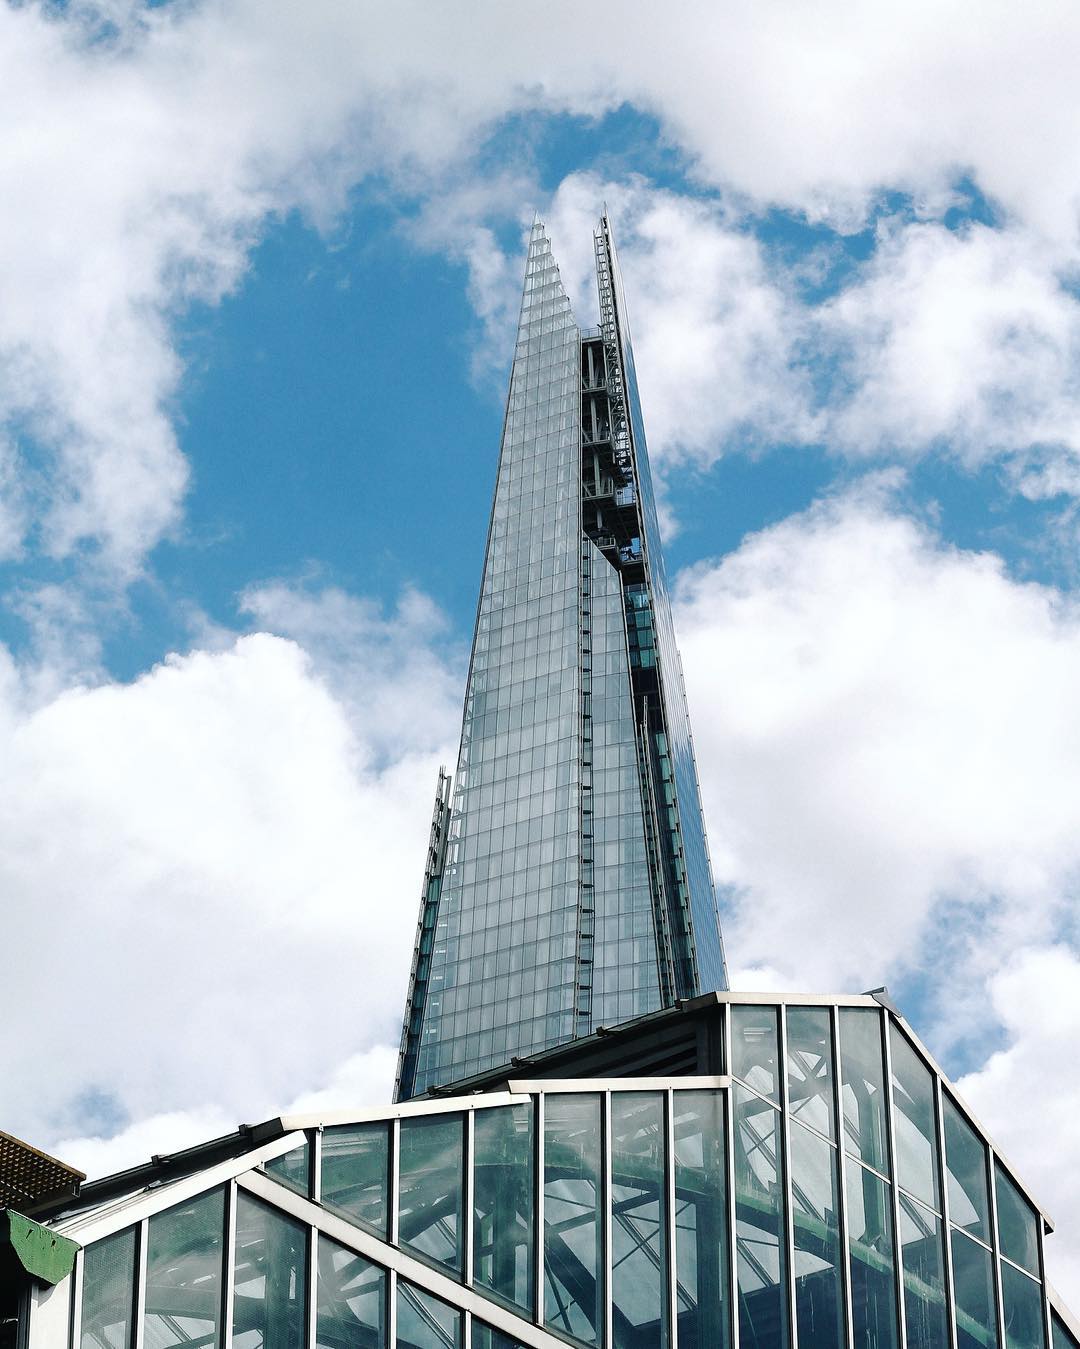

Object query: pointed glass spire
[396,217,726,1100]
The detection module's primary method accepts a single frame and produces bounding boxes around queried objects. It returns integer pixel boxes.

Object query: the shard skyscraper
[396,215,727,1100]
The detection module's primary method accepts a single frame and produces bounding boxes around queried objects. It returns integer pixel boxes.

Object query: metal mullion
[831,1007,856,1349]
[388,1268,398,1347]
[935,1075,960,1349]
[391,1118,401,1247]
[778,1004,798,1349]
[1037,1215,1053,1349]
[987,1148,1008,1349]
[307,1223,318,1349]
[665,1088,678,1349]
[69,1250,84,1349]
[602,1091,613,1349]
[724,1006,740,1349]
[312,1127,323,1204]
[465,1306,473,1347]
[535,1092,545,1329]
[133,1219,148,1349]
[222,1179,238,1349]
[882,1012,911,1349]
[465,1109,476,1287]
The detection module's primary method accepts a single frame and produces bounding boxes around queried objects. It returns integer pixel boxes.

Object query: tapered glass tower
[396,216,728,1100]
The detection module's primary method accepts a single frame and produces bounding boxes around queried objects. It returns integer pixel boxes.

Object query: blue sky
[3,0,1080,1303]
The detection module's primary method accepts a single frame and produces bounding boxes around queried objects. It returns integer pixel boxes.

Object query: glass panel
[1052,1313,1080,1349]
[944,1099,990,1242]
[995,1167,1040,1277]
[673,1089,730,1349]
[397,1281,461,1349]
[81,1227,136,1349]
[734,1084,789,1349]
[473,1103,534,1314]
[1001,1263,1047,1349]
[544,1092,602,1344]
[952,1228,1000,1349]
[611,1093,667,1348]
[316,1234,385,1349]
[398,1115,464,1275]
[144,1188,225,1349]
[789,1121,844,1349]
[732,1005,780,1103]
[899,1194,949,1349]
[786,1007,836,1140]
[233,1192,307,1349]
[890,1029,940,1211]
[321,1122,389,1236]
[266,1140,310,1197]
[471,1326,527,1349]
[840,1009,890,1175]
[846,1161,899,1349]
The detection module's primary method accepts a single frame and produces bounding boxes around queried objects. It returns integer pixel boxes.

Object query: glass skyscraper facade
[396,218,728,1101]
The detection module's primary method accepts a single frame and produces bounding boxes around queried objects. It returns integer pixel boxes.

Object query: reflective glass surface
[840,1009,890,1176]
[846,1162,899,1349]
[944,1098,990,1242]
[81,1226,136,1349]
[734,1084,789,1349]
[732,1005,780,1104]
[471,1327,527,1349]
[899,1195,949,1349]
[321,1122,389,1236]
[995,1166,1040,1277]
[316,1234,385,1349]
[1052,1314,1080,1349]
[266,1140,310,1197]
[398,1115,463,1275]
[786,1006,836,1140]
[397,1281,461,1349]
[673,1089,730,1349]
[952,1228,1000,1349]
[890,1028,940,1211]
[544,1092,602,1343]
[1001,1263,1047,1349]
[233,1192,307,1349]
[789,1121,844,1349]
[144,1188,225,1348]
[610,1092,667,1347]
[473,1103,534,1314]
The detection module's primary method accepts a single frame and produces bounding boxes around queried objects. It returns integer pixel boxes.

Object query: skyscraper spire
[396,216,726,1101]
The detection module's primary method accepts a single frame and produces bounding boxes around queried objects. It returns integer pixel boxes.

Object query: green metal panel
[3,1208,79,1285]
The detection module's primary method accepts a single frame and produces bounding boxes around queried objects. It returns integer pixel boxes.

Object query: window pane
[471,1327,527,1349]
[397,1281,461,1349]
[266,1140,310,1197]
[890,1029,940,1211]
[899,1195,948,1349]
[944,1099,990,1242]
[321,1123,389,1237]
[673,1089,729,1349]
[611,1093,666,1348]
[81,1228,136,1349]
[734,1084,789,1349]
[233,1193,307,1349]
[1052,1313,1080,1349]
[732,1005,780,1103]
[473,1103,534,1314]
[789,1121,844,1349]
[544,1092,602,1344]
[846,1161,899,1349]
[787,1007,836,1140]
[316,1233,385,1349]
[840,1009,890,1176]
[399,1115,464,1275]
[952,1228,999,1349]
[144,1188,225,1349]
[995,1167,1040,1277]
[1001,1263,1047,1349]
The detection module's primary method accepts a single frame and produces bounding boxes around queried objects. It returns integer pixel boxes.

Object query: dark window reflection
[144,1188,225,1349]
[232,1192,307,1349]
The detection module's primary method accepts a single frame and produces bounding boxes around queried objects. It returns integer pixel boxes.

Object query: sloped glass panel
[840,1009,890,1176]
[266,1140,310,1197]
[787,1006,836,1140]
[144,1188,224,1349]
[673,1089,729,1349]
[81,1227,136,1349]
[899,1195,949,1349]
[1001,1263,1047,1349]
[611,1093,667,1348]
[233,1192,307,1349]
[544,1092,602,1344]
[732,1005,780,1103]
[473,1103,534,1314]
[1052,1313,1080,1349]
[471,1326,527,1349]
[890,1029,940,1211]
[321,1122,389,1236]
[789,1121,844,1349]
[316,1234,385,1349]
[397,1282,461,1349]
[846,1161,899,1349]
[952,1229,999,1349]
[995,1167,1040,1277]
[399,1115,463,1275]
[734,1084,789,1349]
[944,1098,990,1242]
